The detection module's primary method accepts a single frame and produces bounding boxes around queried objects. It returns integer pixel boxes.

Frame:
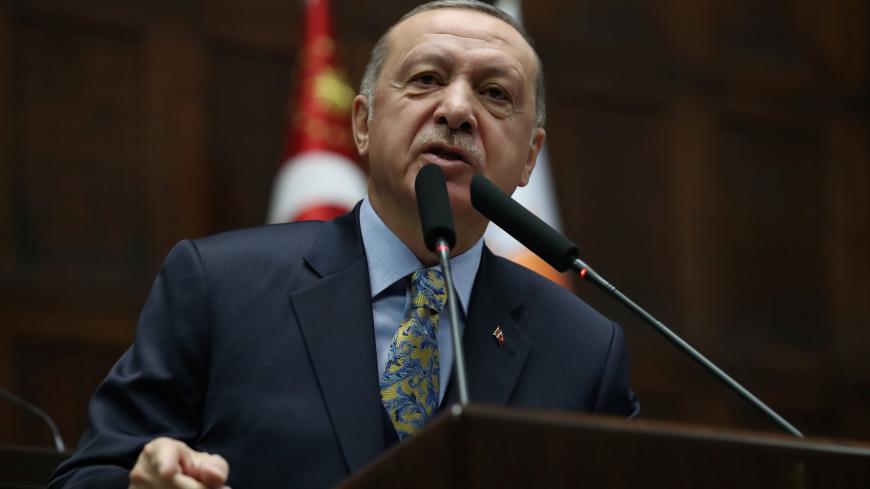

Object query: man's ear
[352,95,370,157]
[518,127,546,187]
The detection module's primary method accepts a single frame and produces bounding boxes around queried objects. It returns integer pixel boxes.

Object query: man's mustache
[412,127,483,168]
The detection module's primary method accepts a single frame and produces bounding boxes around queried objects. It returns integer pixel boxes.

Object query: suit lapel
[443,248,533,406]
[290,208,386,474]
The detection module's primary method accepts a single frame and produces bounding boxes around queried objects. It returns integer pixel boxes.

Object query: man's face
[353,8,545,232]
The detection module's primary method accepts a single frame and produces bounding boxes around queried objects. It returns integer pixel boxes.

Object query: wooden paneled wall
[1,0,867,449]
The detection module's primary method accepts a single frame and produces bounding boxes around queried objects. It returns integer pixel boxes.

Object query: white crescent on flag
[267,150,367,223]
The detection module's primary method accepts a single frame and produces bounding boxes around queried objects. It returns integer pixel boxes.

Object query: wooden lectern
[337,404,870,489]
[3,406,869,488]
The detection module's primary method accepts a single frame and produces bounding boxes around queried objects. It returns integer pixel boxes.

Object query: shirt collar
[359,197,483,314]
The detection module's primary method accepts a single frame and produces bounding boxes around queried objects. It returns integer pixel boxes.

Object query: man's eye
[413,74,439,86]
[482,86,509,101]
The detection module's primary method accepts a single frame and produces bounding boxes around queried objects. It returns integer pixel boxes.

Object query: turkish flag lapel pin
[492,326,505,348]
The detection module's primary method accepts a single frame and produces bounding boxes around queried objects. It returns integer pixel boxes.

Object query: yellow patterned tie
[380,269,447,439]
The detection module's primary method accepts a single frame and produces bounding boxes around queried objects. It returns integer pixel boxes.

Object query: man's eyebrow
[399,49,525,81]
[476,62,524,82]
[396,49,453,71]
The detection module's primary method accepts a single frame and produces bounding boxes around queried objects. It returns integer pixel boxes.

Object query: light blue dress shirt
[359,198,483,404]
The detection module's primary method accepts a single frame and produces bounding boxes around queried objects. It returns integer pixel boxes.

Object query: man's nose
[433,82,477,133]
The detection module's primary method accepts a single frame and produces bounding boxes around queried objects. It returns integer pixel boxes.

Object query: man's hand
[129,437,230,489]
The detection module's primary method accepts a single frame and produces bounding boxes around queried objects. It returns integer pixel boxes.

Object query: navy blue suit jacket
[49,206,638,488]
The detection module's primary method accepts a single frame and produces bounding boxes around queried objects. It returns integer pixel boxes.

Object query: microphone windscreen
[415,164,457,251]
[471,174,579,271]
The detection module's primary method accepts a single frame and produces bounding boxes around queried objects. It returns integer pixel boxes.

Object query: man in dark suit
[50,1,638,488]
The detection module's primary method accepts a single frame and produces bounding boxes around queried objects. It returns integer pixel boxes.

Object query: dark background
[1,0,868,449]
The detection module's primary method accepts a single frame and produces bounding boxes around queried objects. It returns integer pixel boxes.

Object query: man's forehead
[386,8,537,71]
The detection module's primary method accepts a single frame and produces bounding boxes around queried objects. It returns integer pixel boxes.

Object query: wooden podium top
[338,404,870,489]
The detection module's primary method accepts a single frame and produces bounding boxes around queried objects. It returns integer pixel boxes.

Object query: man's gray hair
[359,0,546,128]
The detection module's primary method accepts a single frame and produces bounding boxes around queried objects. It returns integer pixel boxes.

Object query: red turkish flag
[267,0,366,223]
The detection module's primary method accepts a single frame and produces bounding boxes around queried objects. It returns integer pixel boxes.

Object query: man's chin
[447,194,482,229]
[403,168,476,222]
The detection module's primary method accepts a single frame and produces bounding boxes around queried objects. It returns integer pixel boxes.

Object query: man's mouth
[429,147,466,163]
[420,141,481,169]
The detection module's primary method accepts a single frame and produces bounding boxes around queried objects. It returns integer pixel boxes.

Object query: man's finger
[131,438,230,488]
[128,449,160,488]
[147,438,185,480]
[172,472,209,489]
[181,451,230,487]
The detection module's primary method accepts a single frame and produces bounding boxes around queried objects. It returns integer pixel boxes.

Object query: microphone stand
[0,387,67,451]
[435,239,470,406]
[471,172,803,436]
[573,257,804,437]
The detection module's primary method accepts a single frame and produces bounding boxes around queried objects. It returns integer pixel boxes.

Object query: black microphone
[470,174,578,271]
[416,163,457,251]
[469,173,803,437]
[414,164,469,405]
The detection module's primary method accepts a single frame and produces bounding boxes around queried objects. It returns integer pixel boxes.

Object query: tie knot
[410,268,447,313]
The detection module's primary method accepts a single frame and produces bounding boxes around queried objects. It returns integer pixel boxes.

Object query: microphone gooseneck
[0,387,66,451]
[469,173,803,437]
[415,164,469,406]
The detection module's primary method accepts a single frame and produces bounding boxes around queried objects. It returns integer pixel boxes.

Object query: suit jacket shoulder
[191,220,323,282]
